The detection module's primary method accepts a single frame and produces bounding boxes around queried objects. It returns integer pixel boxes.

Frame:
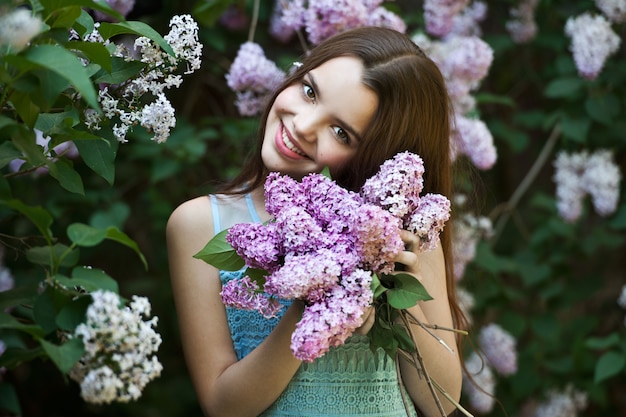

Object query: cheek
[318,148,358,171]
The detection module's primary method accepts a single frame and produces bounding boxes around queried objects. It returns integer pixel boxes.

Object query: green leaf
[26,243,80,268]
[33,285,65,335]
[369,317,398,358]
[67,41,113,73]
[586,333,620,350]
[560,115,590,143]
[0,382,21,415]
[0,346,45,369]
[23,44,100,110]
[385,273,432,310]
[371,273,386,300]
[544,77,584,98]
[104,227,148,269]
[99,21,175,56]
[0,313,45,338]
[0,285,38,312]
[74,136,117,184]
[56,294,91,330]
[194,229,245,271]
[67,223,107,246]
[8,90,40,128]
[1,199,53,241]
[594,351,625,384]
[585,93,620,125]
[47,157,84,195]
[40,0,122,22]
[58,266,119,293]
[93,57,145,84]
[0,141,23,169]
[39,337,85,374]
[35,110,80,136]
[246,268,268,285]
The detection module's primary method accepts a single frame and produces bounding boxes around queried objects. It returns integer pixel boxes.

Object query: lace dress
[211,194,418,417]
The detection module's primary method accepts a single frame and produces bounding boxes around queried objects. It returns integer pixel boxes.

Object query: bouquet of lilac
[195,152,451,362]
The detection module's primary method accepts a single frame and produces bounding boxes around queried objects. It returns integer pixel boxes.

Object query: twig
[489,123,562,245]
[403,310,456,354]
[248,0,260,42]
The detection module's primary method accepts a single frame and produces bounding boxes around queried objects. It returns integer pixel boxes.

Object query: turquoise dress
[211,194,418,417]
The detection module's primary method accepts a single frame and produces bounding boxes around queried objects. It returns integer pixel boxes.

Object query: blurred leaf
[0,313,45,338]
[104,226,148,269]
[64,266,119,293]
[74,135,118,184]
[39,337,85,374]
[90,202,130,229]
[1,199,53,241]
[0,286,38,311]
[560,115,590,143]
[67,222,107,246]
[194,229,246,271]
[47,5,82,29]
[33,285,66,335]
[0,346,44,369]
[0,141,23,169]
[47,157,84,194]
[585,93,620,125]
[35,110,80,136]
[26,243,80,268]
[594,351,625,384]
[192,0,234,27]
[385,273,432,309]
[544,77,584,98]
[40,0,123,22]
[56,294,91,330]
[9,90,40,128]
[24,44,100,110]
[0,382,21,415]
[474,242,518,274]
[586,333,620,350]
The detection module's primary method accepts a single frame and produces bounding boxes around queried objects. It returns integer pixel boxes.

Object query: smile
[281,125,306,157]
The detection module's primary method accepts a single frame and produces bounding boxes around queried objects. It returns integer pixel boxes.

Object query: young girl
[167,27,464,417]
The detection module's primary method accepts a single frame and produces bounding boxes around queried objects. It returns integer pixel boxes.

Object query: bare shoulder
[166,195,214,243]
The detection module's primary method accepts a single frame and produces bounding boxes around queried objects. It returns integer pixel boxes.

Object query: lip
[275,122,308,160]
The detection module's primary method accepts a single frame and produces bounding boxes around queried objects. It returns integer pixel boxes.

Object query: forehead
[309,56,378,137]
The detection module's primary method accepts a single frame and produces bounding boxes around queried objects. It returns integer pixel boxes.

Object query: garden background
[0,0,625,416]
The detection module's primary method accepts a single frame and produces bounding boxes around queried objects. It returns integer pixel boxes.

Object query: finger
[398,229,419,252]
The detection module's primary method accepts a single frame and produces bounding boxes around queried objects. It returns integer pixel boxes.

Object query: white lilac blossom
[423,0,470,37]
[83,15,203,143]
[618,284,626,309]
[565,13,621,80]
[452,211,492,281]
[70,290,163,404]
[93,0,136,22]
[455,286,475,324]
[595,0,626,23]
[226,42,286,117]
[275,0,405,45]
[553,150,622,222]
[506,0,540,44]
[221,152,450,361]
[452,115,497,170]
[9,130,79,174]
[462,351,496,414]
[0,245,14,293]
[533,385,588,417]
[478,323,518,376]
[0,8,43,51]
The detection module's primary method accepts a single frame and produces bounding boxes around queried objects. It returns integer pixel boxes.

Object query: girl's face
[262,56,378,180]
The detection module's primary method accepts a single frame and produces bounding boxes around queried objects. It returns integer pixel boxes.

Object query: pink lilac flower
[366,6,407,33]
[478,323,518,376]
[406,194,452,251]
[449,1,487,37]
[452,115,497,170]
[565,12,621,80]
[275,206,325,254]
[595,0,626,23]
[506,0,540,43]
[226,42,286,116]
[303,0,369,45]
[226,222,281,271]
[353,205,404,274]
[423,0,470,37]
[462,351,496,413]
[269,0,296,43]
[581,149,621,217]
[220,276,283,319]
[451,211,492,281]
[534,385,588,417]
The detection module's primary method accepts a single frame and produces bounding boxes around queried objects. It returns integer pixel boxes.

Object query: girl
[167,26,464,417]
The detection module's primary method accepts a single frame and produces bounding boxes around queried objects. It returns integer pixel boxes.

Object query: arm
[395,231,463,417]
[166,196,304,417]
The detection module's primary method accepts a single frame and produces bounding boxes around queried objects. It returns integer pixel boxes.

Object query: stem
[489,123,562,245]
[248,0,260,42]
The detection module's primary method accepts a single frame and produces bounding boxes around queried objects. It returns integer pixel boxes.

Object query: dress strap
[245,193,262,223]
[209,194,222,233]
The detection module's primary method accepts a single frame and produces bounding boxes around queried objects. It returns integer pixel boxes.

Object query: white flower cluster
[70,290,163,404]
[506,0,540,44]
[84,14,203,143]
[553,149,622,222]
[478,323,518,376]
[618,284,626,327]
[565,12,620,80]
[533,384,588,417]
[451,200,493,281]
[462,351,496,414]
[0,7,43,51]
[595,0,626,23]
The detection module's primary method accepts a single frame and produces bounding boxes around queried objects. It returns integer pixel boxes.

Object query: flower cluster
[565,12,620,80]
[595,0,626,23]
[84,14,203,143]
[506,0,540,44]
[70,290,163,404]
[552,149,622,222]
[226,42,286,117]
[478,323,518,376]
[449,1,487,38]
[532,385,588,417]
[220,152,450,362]
[451,204,492,281]
[462,351,496,414]
[423,0,470,37]
[0,8,43,51]
[272,0,406,45]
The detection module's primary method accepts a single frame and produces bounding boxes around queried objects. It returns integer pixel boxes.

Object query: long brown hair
[223,26,466,334]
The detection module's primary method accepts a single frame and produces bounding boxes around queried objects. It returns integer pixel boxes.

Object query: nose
[292,111,319,143]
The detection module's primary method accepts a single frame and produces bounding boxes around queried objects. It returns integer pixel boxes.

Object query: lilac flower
[462,351,496,413]
[275,206,325,254]
[0,8,42,51]
[581,149,621,217]
[269,0,296,43]
[452,211,492,281]
[478,323,518,376]
[303,0,370,45]
[366,6,407,33]
[449,1,487,37]
[220,276,283,319]
[618,284,626,310]
[226,222,281,271]
[595,0,626,23]
[405,193,452,251]
[452,115,497,170]
[534,385,588,417]
[226,42,286,116]
[423,0,470,37]
[264,172,306,216]
[93,0,135,22]
[353,205,403,274]
[553,151,588,222]
[506,0,540,44]
[361,151,425,219]
[565,12,620,80]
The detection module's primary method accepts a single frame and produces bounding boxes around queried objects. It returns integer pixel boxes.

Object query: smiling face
[261,56,379,180]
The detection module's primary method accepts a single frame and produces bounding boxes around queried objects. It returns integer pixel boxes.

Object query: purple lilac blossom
[226,42,286,116]
[452,115,496,170]
[353,205,404,274]
[93,0,135,22]
[449,1,487,37]
[506,0,540,44]
[366,7,407,33]
[423,0,470,37]
[220,277,283,319]
[565,12,620,80]
[269,0,296,43]
[553,151,587,222]
[462,352,496,413]
[478,323,518,376]
[226,222,281,271]
[405,193,452,251]
[304,0,369,45]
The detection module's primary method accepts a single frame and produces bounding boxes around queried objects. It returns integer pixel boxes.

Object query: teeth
[282,127,306,156]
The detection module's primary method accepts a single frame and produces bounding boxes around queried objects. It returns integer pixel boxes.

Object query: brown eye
[333,126,350,145]
[303,83,316,101]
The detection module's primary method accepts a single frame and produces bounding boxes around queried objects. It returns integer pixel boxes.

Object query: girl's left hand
[394,229,422,276]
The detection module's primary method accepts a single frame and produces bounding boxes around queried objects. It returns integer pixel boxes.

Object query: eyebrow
[307,72,364,143]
